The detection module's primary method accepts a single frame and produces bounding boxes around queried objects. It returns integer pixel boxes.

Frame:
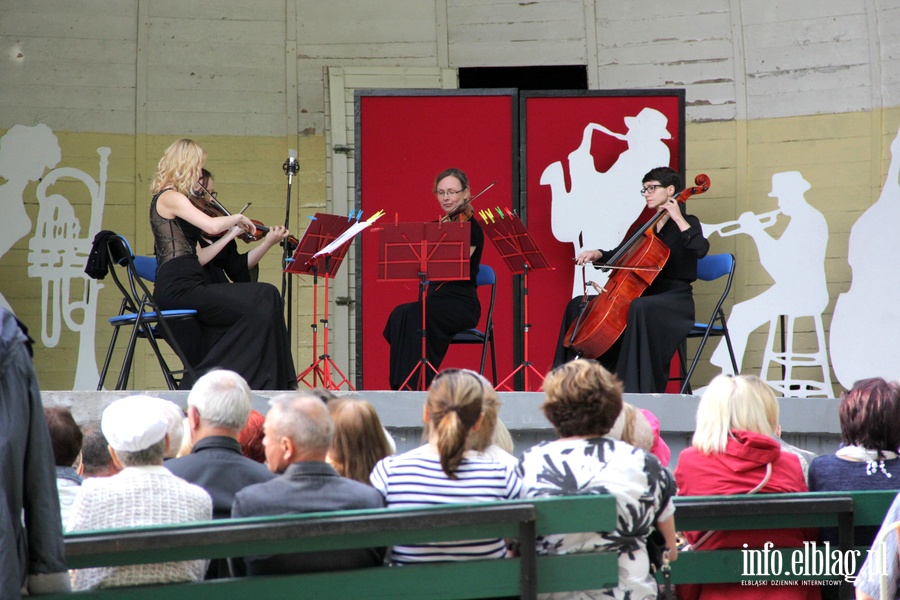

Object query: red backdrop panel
[521,93,685,384]
[357,92,516,391]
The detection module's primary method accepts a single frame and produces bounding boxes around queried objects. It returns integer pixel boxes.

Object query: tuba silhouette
[27,147,110,389]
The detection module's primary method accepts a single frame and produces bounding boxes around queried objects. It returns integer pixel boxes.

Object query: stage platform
[41,390,842,470]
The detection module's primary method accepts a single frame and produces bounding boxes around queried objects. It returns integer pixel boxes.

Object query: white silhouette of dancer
[0,124,61,311]
[541,107,672,298]
[708,172,830,377]
[830,125,900,386]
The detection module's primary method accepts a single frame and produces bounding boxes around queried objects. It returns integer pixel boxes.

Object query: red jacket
[674,430,819,600]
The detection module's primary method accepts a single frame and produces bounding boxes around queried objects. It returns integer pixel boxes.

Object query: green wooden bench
[45,495,619,599]
[665,489,899,600]
[43,489,900,599]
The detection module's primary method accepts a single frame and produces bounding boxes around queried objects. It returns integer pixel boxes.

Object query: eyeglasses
[195,182,218,200]
[640,184,663,195]
[435,189,464,198]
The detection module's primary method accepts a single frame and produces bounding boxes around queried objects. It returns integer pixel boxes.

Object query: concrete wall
[42,389,841,470]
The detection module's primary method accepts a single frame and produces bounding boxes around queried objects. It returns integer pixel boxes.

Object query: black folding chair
[96,234,197,390]
[448,264,498,384]
[676,253,739,394]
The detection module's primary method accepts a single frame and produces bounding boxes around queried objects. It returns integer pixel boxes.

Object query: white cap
[101,396,168,452]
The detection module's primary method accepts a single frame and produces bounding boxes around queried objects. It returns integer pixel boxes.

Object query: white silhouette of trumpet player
[707,171,830,377]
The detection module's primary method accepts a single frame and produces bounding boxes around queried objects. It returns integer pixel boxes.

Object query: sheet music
[312,210,385,260]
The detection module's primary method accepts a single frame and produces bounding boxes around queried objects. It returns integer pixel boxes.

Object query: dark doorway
[459,65,588,91]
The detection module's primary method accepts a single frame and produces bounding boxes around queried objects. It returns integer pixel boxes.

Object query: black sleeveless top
[150,189,204,268]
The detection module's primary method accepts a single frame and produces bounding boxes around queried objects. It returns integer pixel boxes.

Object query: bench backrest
[665,489,898,599]
[48,495,619,600]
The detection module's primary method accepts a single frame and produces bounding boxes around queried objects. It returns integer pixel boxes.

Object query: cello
[564,174,711,358]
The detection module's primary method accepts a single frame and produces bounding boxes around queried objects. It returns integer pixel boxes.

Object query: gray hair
[116,438,166,467]
[268,393,333,453]
[154,399,185,458]
[187,369,253,431]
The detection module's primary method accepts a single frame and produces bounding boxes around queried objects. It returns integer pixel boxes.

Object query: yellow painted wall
[2,132,325,390]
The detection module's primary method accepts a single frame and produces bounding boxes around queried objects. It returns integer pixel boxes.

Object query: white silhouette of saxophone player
[541,108,672,298]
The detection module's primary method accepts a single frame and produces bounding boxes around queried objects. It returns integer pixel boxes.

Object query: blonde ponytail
[426,370,484,478]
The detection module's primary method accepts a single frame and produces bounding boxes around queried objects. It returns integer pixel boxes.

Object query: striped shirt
[370,446,522,564]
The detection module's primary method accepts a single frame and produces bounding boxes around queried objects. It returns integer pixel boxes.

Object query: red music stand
[378,220,471,391]
[477,207,553,392]
[286,213,358,390]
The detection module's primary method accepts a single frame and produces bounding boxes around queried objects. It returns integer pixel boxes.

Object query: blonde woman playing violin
[383,168,485,390]
[150,138,297,391]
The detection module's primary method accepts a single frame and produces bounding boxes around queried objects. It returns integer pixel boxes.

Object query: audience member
[239,409,266,463]
[640,408,671,467]
[67,396,212,590]
[370,369,522,564]
[0,307,70,598]
[43,405,84,528]
[608,401,655,450]
[164,369,275,578]
[80,426,120,478]
[326,398,393,484]
[518,359,676,599]
[231,393,386,575]
[674,374,816,600]
[154,399,185,460]
[166,370,274,518]
[463,370,517,468]
[740,376,818,481]
[855,491,900,600]
[176,418,193,457]
[808,377,900,547]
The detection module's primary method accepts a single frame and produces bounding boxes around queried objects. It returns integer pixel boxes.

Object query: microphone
[283,149,299,176]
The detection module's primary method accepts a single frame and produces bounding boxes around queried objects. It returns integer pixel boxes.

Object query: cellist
[553,166,709,393]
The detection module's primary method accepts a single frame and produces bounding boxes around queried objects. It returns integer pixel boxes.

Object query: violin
[192,185,299,251]
[564,174,711,358]
[439,181,496,223]
[441,202,475,223]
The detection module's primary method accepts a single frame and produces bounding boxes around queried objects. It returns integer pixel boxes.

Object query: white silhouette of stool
[761,314,833,398]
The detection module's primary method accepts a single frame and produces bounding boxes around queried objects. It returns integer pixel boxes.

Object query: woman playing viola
[554,166,709,393]
[383,168,484,390]
[149,138,297,391]
[194,168,292,284]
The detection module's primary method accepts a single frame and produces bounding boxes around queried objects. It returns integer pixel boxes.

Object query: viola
[563,174,711,358]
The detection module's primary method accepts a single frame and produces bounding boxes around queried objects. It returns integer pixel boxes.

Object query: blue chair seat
[109,309,197,325]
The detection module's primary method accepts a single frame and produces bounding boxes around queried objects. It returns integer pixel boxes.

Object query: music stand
[286,212,358,390]
[477,207,553,392]
[378,220,471,391]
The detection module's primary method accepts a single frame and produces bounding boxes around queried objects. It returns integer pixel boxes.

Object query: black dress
[383,219,484,390]
[554,209,709,393]
[150,191,297,390]
[200,238,257,284]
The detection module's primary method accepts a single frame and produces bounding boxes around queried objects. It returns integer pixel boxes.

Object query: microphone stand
[282,152,300,338]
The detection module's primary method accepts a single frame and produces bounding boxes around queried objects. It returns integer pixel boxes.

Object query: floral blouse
[518,436,675,600]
